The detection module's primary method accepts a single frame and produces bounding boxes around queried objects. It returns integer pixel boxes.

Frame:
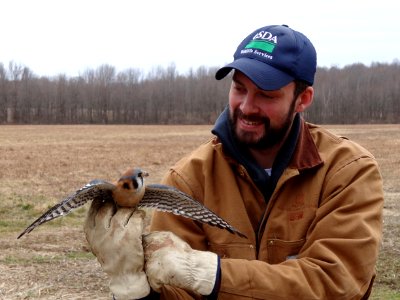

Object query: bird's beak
[132,168,149,179]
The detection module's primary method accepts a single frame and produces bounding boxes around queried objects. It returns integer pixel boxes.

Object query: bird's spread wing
[17,179,116,239]
[139,184,247,238]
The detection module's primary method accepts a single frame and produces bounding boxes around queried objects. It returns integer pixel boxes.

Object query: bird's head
[113,167,149,207]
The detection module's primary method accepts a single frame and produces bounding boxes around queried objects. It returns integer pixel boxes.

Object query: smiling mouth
[230,107,270,134]
[238,112,267,127]
[240,117,263,126]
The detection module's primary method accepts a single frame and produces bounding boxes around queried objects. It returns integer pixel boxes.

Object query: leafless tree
[0,61,399,124]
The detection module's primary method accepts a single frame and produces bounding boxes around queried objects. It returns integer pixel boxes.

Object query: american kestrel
[17,167,246,239]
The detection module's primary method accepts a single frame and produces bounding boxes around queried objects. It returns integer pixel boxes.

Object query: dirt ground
[0,124,399,299]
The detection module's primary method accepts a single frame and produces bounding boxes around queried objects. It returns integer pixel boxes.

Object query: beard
[229,100,296,150]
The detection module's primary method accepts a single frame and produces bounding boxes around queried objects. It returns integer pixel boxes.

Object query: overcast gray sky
[1,0,399,77]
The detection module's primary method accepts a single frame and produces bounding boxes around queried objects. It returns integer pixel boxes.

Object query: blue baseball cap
[215,25,317,90]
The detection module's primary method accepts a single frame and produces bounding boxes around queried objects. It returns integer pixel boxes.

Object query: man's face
[228,71,298,149]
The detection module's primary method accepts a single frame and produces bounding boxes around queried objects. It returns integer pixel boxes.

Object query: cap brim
[215,58,294,90]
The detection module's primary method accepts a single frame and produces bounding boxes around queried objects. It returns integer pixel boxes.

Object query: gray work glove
[143,231,219,296]
[84,200,150,299]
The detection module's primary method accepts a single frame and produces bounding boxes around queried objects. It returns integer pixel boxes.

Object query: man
[85,25,383,299]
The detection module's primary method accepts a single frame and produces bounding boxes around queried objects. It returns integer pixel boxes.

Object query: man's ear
[295,86,314,112]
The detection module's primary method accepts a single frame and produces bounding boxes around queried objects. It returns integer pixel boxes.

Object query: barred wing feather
[139,184,247,238]
[17,180,115,239]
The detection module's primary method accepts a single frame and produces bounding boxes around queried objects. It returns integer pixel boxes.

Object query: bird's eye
[132,179,139,189]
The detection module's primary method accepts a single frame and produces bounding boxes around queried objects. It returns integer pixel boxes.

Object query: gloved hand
[84,200,150,299]
[143,231,220,296]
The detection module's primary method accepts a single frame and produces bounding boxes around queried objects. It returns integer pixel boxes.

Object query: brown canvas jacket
[150,120,384,299]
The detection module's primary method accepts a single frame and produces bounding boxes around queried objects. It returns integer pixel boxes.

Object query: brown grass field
[0,124,399,299]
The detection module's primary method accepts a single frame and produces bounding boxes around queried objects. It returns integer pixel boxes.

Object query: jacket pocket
[208,242,257,260]
[267,238,305,264]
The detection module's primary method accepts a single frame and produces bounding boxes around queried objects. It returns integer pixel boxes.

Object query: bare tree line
[1,61,399,124]
[305,62,400,124]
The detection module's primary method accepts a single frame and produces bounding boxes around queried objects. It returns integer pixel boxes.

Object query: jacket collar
[289,119,323,171]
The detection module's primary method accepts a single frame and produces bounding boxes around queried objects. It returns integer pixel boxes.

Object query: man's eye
[234,86,245,93]
[259,93,274,99]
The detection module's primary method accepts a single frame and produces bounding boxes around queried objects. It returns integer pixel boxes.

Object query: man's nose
[240,93,259,115]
